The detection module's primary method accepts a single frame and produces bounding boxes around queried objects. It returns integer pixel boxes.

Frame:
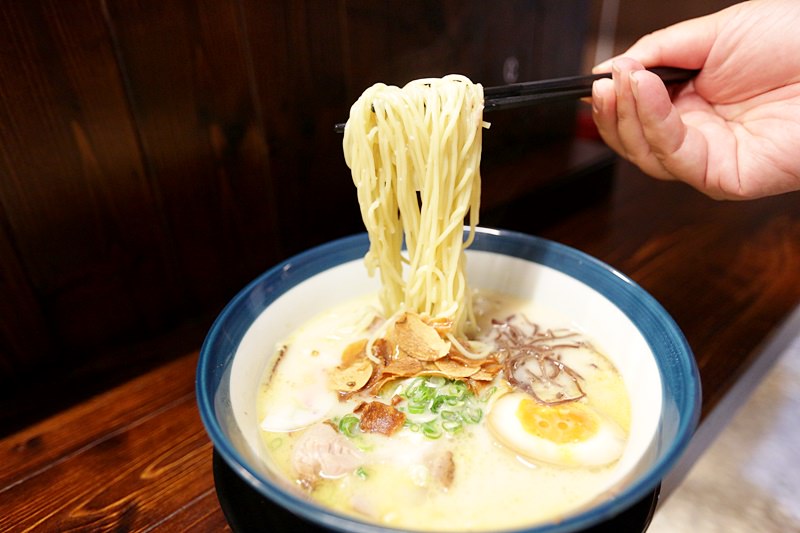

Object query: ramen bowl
[197,228,700,533]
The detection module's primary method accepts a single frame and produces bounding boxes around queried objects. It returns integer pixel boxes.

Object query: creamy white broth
[256,290,631,531]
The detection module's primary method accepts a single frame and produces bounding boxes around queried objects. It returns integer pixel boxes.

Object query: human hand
[591,0,800,199]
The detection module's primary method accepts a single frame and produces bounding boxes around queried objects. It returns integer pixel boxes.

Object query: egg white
[488,392,626,468]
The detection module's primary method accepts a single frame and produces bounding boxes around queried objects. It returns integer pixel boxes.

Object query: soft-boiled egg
[487,392,626,468]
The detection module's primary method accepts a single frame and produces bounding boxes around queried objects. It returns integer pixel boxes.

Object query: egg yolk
[516,398,598,444]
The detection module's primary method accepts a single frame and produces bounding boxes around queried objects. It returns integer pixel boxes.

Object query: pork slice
[291,423,364,482]
[428,449,455,489]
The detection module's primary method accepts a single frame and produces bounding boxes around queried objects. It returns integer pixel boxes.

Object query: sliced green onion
[339,414,360,438]
[463,406,483,424]
[442,419,463,433]
[421,420,442,439]
[445,396,462,407]
[452,380,468,394]
[440,409,459,421]
[405,421,420,432]
[394,376,486,439]
[407,404,427,415]
[430,395,446,413]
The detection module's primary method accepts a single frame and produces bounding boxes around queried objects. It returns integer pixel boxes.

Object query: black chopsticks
[334,67,697,133]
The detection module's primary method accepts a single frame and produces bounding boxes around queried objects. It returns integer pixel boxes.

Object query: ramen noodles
[343,74,485,337]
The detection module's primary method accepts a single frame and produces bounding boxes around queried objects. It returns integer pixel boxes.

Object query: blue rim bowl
[197,227,701,533]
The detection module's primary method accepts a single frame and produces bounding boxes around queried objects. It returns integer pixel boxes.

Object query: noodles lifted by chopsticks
[343,74,486,337]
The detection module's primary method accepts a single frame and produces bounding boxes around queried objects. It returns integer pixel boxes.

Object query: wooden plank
[0,0,195,422]
[0,394,214,531]
[104,0,283,307]
[0,218,53,381]
[0,351,198,486]
[241,0,369,257]
[0,0,181,378]
[149,490,230,532]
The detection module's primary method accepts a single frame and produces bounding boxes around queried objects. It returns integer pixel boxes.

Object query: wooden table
[3,157,800,531]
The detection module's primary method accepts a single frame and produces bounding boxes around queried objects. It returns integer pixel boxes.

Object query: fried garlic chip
[328,339,374,392]
[388,313,451,362]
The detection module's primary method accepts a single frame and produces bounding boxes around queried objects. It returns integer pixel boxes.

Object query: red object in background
[575,104,602,140]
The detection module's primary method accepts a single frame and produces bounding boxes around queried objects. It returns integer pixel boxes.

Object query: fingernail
[630,70,642,99]
[592,82,603,113]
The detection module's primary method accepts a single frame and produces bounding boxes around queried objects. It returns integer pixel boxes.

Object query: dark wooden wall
[0,0,593,432]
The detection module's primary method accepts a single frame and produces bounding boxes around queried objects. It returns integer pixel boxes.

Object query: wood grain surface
[2,159,799,531]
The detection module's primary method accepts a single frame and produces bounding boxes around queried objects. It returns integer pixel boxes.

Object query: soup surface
[257,290,631,531]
